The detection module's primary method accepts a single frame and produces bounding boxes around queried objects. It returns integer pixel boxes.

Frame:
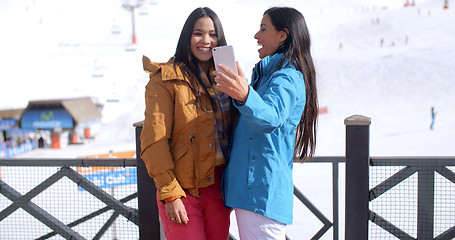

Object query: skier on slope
[430,106,437,130]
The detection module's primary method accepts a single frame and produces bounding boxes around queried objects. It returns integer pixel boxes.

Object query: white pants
[234,208,287,240]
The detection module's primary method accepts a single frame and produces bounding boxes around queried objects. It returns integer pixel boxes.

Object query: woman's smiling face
[191,16,218,64]
[254,14,286,59]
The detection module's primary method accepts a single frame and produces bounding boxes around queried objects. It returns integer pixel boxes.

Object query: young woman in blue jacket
[214,7,318,239]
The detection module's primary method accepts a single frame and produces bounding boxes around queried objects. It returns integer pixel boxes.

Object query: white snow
[1,0,454,239]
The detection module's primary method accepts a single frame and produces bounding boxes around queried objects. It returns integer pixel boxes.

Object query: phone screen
[212,45,238,75]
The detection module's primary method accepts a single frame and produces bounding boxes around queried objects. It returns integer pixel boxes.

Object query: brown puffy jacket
[141,55,230,201]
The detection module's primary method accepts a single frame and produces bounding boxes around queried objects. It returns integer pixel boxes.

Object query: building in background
[20,97,102,149]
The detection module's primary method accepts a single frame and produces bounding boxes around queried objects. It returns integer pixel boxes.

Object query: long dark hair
[265,7,318,162]
[174,7,227,97]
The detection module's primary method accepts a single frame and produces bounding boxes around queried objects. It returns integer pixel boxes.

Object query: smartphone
[212,45,238,75]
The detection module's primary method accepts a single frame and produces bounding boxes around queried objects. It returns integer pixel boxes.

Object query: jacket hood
[142,55,186,82]
[142,55,162,73]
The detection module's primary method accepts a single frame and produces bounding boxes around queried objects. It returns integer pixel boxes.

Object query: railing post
[417,168,434,239]
[134,121,162,239]
[344,115,371,240]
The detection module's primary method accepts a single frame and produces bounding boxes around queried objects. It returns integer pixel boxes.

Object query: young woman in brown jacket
[141,7,236,240]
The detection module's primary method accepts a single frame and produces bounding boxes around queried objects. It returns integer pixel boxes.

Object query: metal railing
[368,157,455,239]
[293,157,345,240]
[1,115,453,239]
[0,158,138,240]
[344,115,455,240]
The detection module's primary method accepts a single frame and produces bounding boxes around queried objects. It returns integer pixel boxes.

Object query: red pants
[157,167,231,240]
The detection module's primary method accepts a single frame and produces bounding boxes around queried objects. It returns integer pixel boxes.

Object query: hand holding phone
[212,45,238,75]
[212,45,249,103]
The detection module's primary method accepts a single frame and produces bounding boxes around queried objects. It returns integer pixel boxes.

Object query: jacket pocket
[247,140,274,187]
[171,143,195,186]
[172,143,189,164]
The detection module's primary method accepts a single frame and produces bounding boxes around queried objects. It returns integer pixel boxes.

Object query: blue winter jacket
[223,53,306,225]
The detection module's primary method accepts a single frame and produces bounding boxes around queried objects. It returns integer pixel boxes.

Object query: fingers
[169,215,183,224]
[216,64,236,78]
[169,212,189,225]
[169,216,178,223]
[180,212,189,224]
[213,71,231,93]
[168,213,184,224]
[214,62,249,102]
[215,62,244,79]
[165,199,189,225]
[174,206,189,225]
[214,65,238,89]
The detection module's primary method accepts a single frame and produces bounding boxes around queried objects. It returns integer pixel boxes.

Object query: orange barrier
[319,106,329,114]
[51,134,61,149]
[70,133,78,144]
[84,128,91,138]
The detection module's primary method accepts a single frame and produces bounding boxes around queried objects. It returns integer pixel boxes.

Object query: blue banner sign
[81,168,137,190]
[0,141,35,158]
[21,109,73,129]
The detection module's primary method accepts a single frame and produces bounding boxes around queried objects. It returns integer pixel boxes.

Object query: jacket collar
[252,53,289,89]
[259,53,286,76]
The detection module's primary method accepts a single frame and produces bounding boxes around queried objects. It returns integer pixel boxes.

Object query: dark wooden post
[344,115,371,240]
[134,121,162,239]
[417,168,434,239]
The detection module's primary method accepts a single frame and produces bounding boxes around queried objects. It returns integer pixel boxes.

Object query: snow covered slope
[1,0,453,157]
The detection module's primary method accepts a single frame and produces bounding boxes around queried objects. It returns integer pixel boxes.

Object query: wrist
[237,86,249,104]
[163,196,182,203]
